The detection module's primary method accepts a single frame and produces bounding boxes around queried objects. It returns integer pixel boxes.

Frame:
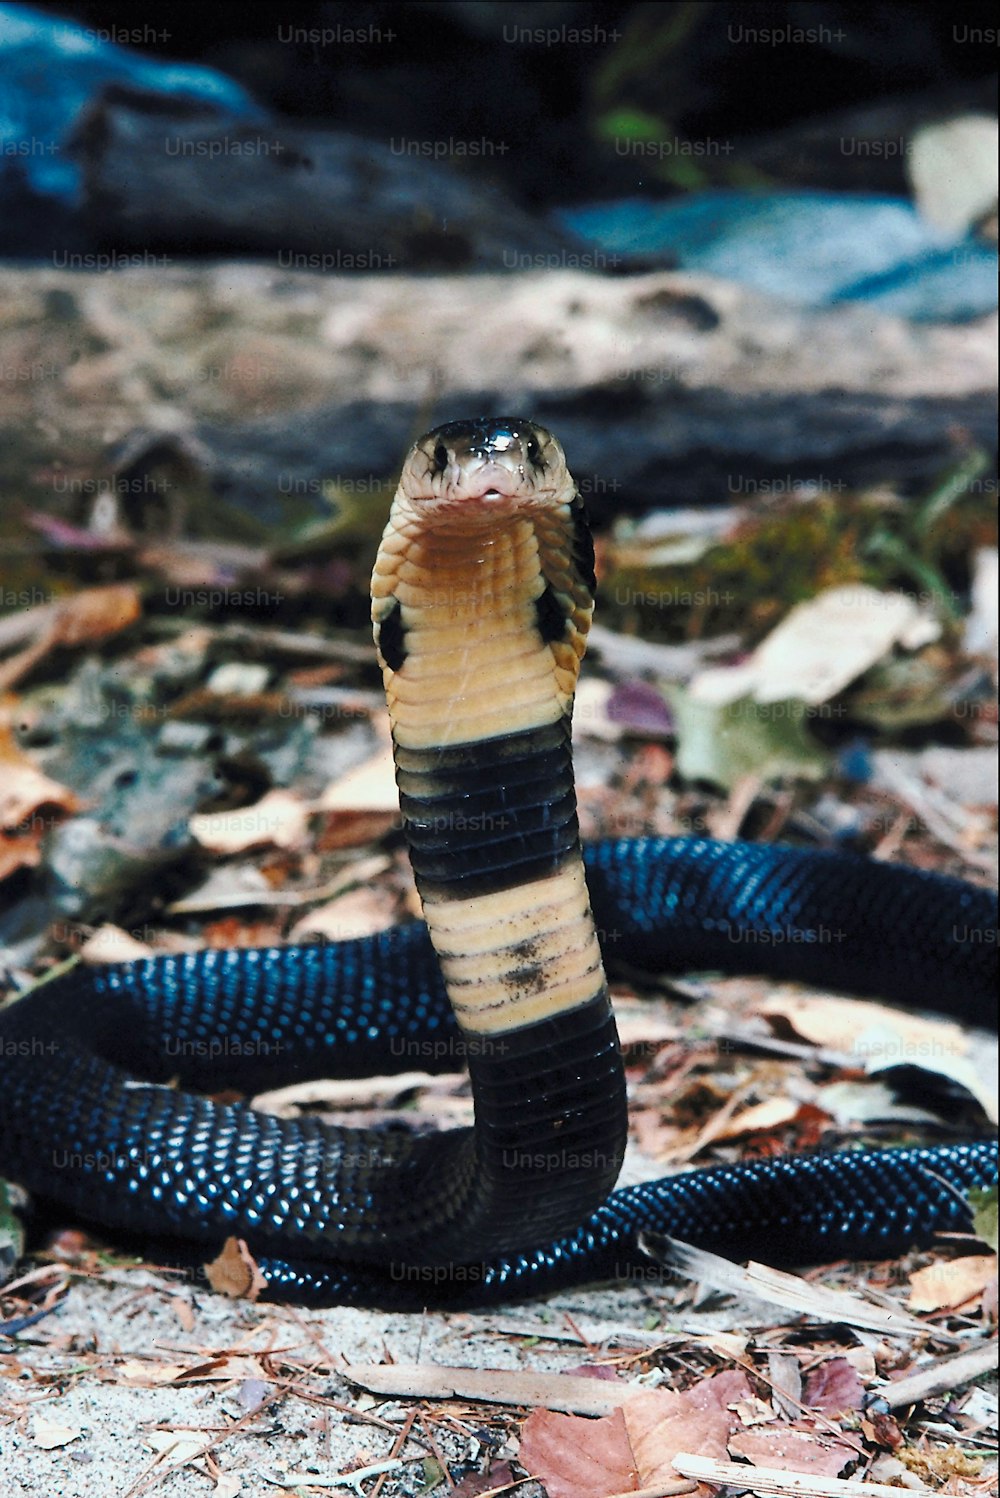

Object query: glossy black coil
[0,838,995,1304]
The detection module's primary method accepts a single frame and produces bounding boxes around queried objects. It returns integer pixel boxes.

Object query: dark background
[25,0,1000,209]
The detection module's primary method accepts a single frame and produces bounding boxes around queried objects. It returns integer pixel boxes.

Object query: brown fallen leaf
[190,788,310,854]
[289,885,395,943]
[347,1363,649,1416]
[520,1406,639,1498]
[802,1358,865,1415]
[860,1410,904,1452]
[757,993,967,1065]
[49,584,143,647]
[731,1396,777,1428]
[316,808,398,850]
[683,1369,754,1412]
[117,1360,209,1386]
[450,1463,518,1497]
[0,830,45,880]
[0,724,81,831]
[728,1425,858,1477]
[710,1096,803,1141]
[625,1390,731,1487]
[521,1374,746,1498]
[204,1237,268,1301]
[689,586,937,708]
[0,584,142,690]
[170,1296,196,1334]
[907,1254,998,1312]
[143,1430,213,1465]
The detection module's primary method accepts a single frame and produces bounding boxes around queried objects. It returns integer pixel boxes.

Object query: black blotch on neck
[570,493,596,594]
[378,599,407,671]
[535,582,568,644]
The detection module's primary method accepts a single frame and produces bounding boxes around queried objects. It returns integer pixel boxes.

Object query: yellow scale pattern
[372,497,606,1034]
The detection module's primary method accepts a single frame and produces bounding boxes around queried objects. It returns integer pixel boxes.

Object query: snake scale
[0,417,995,1308]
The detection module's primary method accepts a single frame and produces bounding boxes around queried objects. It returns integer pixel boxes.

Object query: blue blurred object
[837,739,874,784]
[558,191,997,322]
[0,2,261,204]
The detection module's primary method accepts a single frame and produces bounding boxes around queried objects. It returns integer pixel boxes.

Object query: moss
[603,463,997,643]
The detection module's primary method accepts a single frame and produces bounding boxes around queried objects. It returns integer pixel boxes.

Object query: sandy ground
[1,1263,713,1498]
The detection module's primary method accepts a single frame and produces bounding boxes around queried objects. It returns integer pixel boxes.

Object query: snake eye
[432,441,449,473]
[525,435,543,467]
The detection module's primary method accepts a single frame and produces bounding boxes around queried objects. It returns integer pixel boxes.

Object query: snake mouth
[407,476,559,525]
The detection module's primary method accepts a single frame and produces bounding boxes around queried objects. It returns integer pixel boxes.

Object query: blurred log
[72,86,579,270]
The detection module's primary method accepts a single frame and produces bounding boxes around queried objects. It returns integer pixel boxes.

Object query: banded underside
[368,488,628,1255]
[372,504,606,1034]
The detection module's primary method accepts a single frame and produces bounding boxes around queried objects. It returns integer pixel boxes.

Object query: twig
[877,1341,998,1410]
[673,1453,939,1498]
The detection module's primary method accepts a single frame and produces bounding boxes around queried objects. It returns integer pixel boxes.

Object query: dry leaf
[767,1352,803,1421]
[862,1409,904,1452]
[118,1360,192,1385]
[757,992,962,1061]
[171,1296,196,1334]
[625,1390,731,1486]
[0,725,81,830]
[144,1430,212,1465]
[907,1255,998,1311]
[0,585,143,690]
[116,1353,266,1387]
[690,587,938,707]
[728,1426,857,1476]
[289,885,394,943]
[451,1462,517,1497]
[731,1396,777,1427]
[655,1242,927,1336]
[32,1415,83,1450]
[711,1097,802,1141]
[757,993,996,1120]
[348,1363,649,1417]
[204,1238,268,1301]
[190,789,310,854]
[803,1359,865,1415]
[684,1370,754,1412]
[79,923,156,963]
[50,584,142,646]
[0,831,45,880]
[316,808,398,850]
[521,1375,745,1498]
[520,1406,639,1498]
[318,746,398,812]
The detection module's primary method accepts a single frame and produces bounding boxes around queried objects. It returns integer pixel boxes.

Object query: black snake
[0,417,995,1307]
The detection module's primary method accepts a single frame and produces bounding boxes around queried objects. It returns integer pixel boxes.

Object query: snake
[0,417,995,1309]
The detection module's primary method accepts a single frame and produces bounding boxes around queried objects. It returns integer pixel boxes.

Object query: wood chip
[642,1240,932,1337]
[878,1340,999,1409]
[345,1363,650,1417]
[673,1453,940,1498]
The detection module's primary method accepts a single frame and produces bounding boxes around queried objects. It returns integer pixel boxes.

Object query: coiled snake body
[0,418,995,1307]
